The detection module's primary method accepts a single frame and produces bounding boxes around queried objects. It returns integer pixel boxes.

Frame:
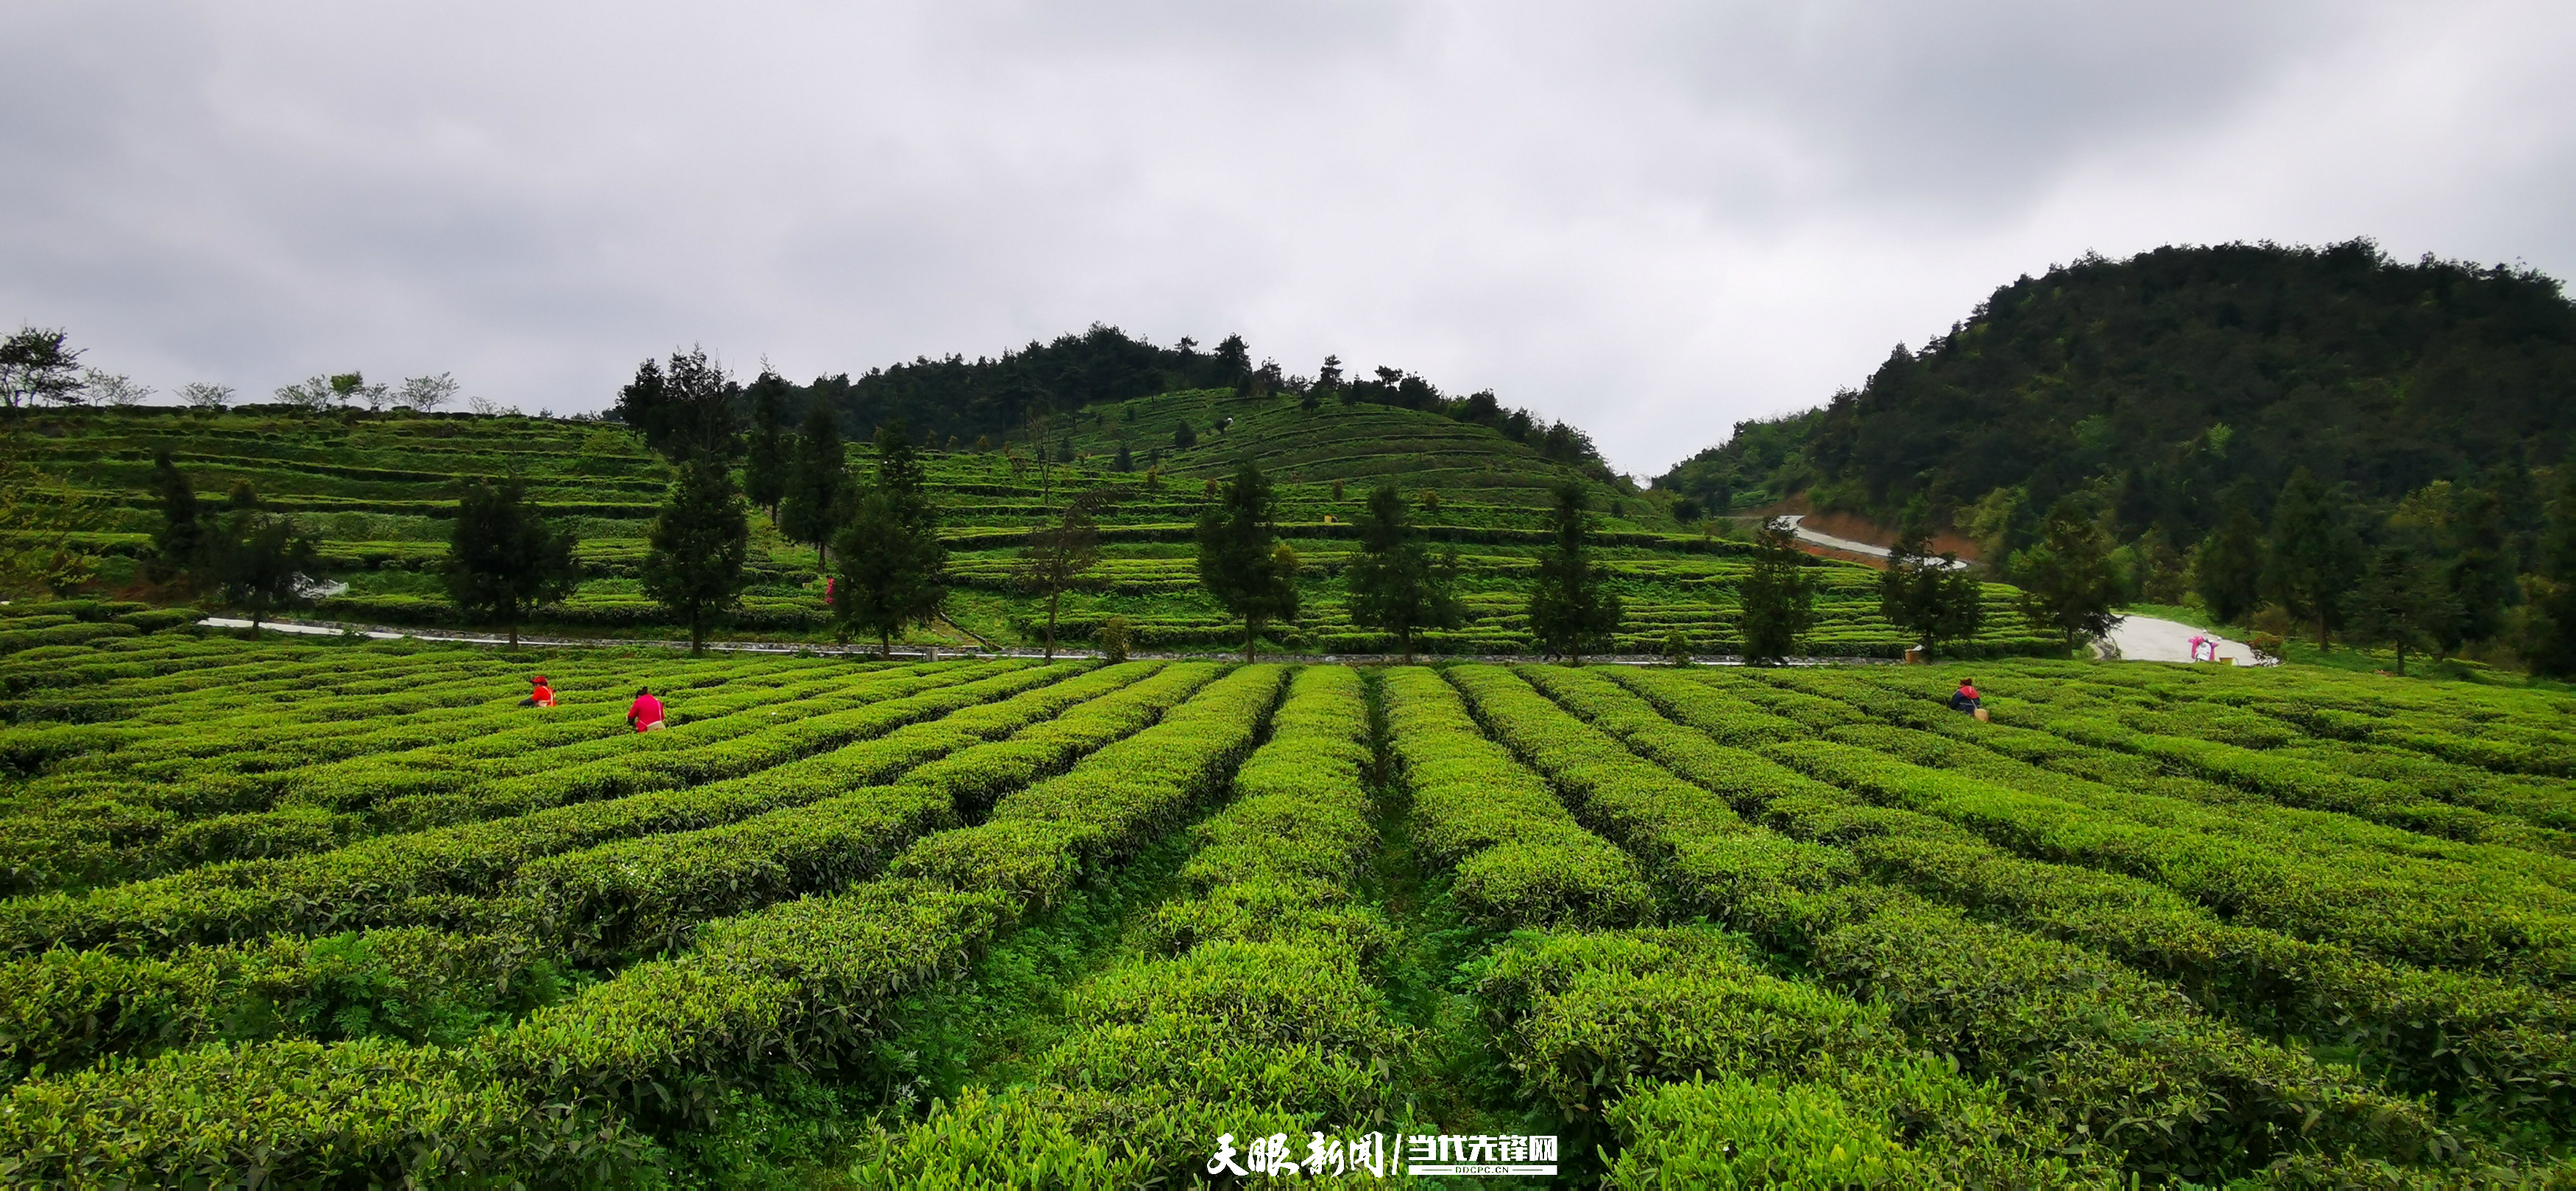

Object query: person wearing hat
[520,675,556,708]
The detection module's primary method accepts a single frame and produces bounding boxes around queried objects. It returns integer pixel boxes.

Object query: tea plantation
[13,400,2059,657]
[1,612,2574,1184]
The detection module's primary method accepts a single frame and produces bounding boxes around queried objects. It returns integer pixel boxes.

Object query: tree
[147,450,203,586]
[1527,481,1622,662]
[80,370,152,407]
[1112,442,1133,473]
[1345,482,1462,662]
[2017,496,2126,653]
[743,369,791,522]
[1016,490,1103,660]
[832,424,949,658]
[618,347,741,465]
[1213,334,1251,384]
[1173,420,1197,450]
[0,328,84,411]
[275,376,336,413]
[1195,459,1298,662]
[177,382,234,412]
[397,373,459,414]
[2193,492,2265,625]
[445,478,581,648]
[208,486,324,635]
[2347,545,2458,676]
[2525,467,2576,679]
[1878,501,1983,658]
[780,400,846,565]
[1738,517,1815,665]
[2264,467,2363,651]
[330,372,389,411]
[640,460,751,654]
[2444,486,2516,648]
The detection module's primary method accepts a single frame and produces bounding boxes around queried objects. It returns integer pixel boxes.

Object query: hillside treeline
[663,323,1608,473]
[1655,241,2576,671]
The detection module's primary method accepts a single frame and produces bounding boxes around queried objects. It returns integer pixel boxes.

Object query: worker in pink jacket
[627,687,666,732]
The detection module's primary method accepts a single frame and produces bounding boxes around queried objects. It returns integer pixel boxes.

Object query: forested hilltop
[743,323,1616,477]
[1656,241,2576,674]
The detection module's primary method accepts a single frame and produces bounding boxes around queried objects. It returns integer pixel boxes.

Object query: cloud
[1,1,2569,473]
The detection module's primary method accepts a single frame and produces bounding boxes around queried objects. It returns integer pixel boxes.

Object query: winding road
[1777,515,2266,665]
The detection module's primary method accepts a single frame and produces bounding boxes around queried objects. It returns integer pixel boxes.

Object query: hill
[9,395,2058,658]
[1653,241,2576,665]
[1660,240,2575,528]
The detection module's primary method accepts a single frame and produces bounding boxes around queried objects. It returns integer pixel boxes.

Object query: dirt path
[2105,613,2269,665]
[1782,515,1967,568]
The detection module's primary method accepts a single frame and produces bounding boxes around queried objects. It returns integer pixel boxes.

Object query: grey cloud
[1,1,2569,473]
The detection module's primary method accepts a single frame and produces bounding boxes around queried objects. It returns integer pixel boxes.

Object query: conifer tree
[616,346,740,466]
[147,450,202,587]
[2265,467,2363,651]
[208,484,323,636]
[2193,489,2266,625]
[833,423,948,658]
[445,478,581,648]
[2444,486,2516,648]
[743,370,791,522]
[1527,481,1621,662]
[2524,466,2576,678]
[2017,496,2126,653]
[1878,498,1982,658]
[640,460,750,654]
[1347,482,1462,662]
[779,401,845,570]
[2349,545,2458,676]
[1195,459,1298,662]
[1737,516,1814,665]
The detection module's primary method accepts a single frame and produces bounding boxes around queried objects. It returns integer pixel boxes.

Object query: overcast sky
[5,1,2572,476]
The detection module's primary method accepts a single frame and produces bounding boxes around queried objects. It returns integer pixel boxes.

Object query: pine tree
[743,371,791,522]
[2444,486,2517,648]
[2265,467,2363,651]
[640,460,751,654]
[779,400,845,570]
[1113,442,1133,473]
[1878,499,1982,658]
[1016,490,1102,660]
[1527,482,1622,662]
[1346,482,1462,662]
[617,347,741,465]
[445,478,581,648]
[1173,420,1197,450]
[1195,459,1298,662]
[2348,545,2458,676]
[1737,517,1815,664]
[208,485,323,636]
[833,424,948,658]
[146,450,202,586]
[2193,488,2265,625]
[2523,467,2576,678]
[2017,496,2126,653]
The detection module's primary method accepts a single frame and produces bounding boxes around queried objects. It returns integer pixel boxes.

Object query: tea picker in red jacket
[1948,678,1988,722]
[628,687,666,732]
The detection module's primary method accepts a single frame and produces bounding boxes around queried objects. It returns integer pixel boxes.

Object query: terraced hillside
[3,629,2575,1184]
[15,402,2056,656]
